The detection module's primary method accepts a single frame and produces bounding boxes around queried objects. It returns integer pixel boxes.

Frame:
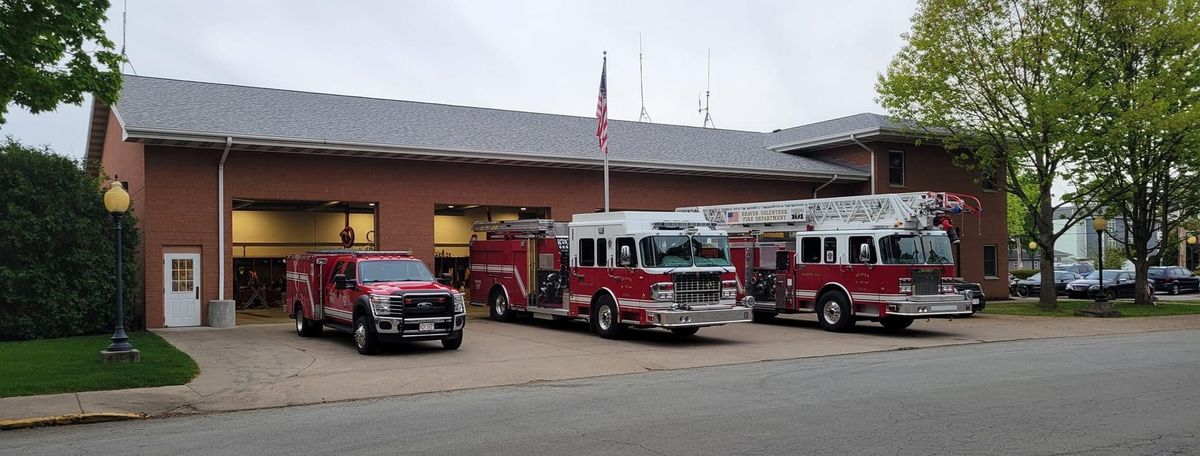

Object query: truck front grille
[673,272,721,305]
[386,293,454,317]
[911,269,942,295]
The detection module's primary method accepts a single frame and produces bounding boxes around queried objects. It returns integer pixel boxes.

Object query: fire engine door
[847,236,878,296]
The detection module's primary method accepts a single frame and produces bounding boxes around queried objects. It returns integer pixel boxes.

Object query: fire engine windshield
[878,235,955,265]
[359,260,436,283]
[639,235,732,268]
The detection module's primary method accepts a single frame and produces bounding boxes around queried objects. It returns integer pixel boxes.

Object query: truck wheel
[353,315,379,355]
[489,291,515,323]
[592,295,624,339]
[294,306,321,337]
[441,330,463,350]
[879,316,914,331]
[816,292,855,332]
[669,327,699,338]
[752,310,777,323]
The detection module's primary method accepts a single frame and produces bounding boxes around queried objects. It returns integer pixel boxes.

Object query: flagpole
[601,51,610,212]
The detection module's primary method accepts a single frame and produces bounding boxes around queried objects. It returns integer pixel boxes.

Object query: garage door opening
[433,204,546,290]
[231,199,377,323]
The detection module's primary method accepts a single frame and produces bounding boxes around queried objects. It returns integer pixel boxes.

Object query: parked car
[952,280,986,313]
[1013,271,1081,297]
[1055,262,1095,276]
[1148,266,1200,295]
[1066,270,1135,300]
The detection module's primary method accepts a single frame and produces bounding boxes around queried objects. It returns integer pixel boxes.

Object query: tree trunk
[1036,188,1058,311]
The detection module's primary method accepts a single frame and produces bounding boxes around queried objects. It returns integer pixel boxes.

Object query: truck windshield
[359,260,435,283]
[639,235,732,268]
[878,234,954,265]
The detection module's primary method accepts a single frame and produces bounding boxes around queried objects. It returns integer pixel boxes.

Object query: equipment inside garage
[231,199,377,316]
[433,204,546,290]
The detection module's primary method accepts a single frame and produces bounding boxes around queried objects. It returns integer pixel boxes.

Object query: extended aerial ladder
[472,219,567,238]
[677,192,982,234]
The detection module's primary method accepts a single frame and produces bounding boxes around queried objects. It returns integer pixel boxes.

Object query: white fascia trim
[767,128,881,152]
[124,127,870,182]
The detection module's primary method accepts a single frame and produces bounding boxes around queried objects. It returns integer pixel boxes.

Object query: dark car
[1013,271,1081,297]
[1066,270,1135,300]
[952,280,986,313]
[1148,266,1200,295]
[1055,262,1095,276]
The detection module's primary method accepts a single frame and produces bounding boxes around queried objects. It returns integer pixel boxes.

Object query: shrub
[0,139,140,340]
[1011,269,1038,279]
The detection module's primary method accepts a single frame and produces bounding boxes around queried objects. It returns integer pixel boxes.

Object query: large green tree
[878,0,1124,310]
[0,0,122,124]
[1082,0,1200,305]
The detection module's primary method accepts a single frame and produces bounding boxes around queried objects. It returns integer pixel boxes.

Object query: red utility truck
[286,250,467,355]
[468,212,753,339]
[679,192,982,332]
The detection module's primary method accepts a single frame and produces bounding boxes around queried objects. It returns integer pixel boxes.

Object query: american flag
[726,211,739,223]
[596,54,608,155]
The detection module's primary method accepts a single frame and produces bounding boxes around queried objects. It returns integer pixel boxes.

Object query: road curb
[0,413,145,431]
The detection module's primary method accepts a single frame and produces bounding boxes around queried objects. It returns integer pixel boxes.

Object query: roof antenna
[638,33,652,123]
[120,0,137,75]
[699,48,714,128]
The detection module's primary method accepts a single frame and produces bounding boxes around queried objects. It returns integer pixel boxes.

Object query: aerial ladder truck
[678,192,982,331]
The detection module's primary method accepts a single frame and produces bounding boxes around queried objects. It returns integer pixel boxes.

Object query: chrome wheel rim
[1172,284,1179,295]
[494,295,507,316]
[295,311,303,332]
[598,305,613,330]
[354,322,367,349]
[823,301,842,324]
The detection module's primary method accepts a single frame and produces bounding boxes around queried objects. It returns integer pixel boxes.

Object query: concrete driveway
[149,307,1200,416]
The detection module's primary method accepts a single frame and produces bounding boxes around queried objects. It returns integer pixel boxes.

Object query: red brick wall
[138,146,867,327]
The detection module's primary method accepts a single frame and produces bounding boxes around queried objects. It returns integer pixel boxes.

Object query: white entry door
[164,253,202,327]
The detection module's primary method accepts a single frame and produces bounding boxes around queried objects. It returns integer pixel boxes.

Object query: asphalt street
[3,330,1197,456]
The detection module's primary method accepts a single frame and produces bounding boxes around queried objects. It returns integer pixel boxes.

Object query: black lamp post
[1094,217,1108,304]
[1187,235,1197,270]
[101,181,139,362]
[1078,217,1120,317]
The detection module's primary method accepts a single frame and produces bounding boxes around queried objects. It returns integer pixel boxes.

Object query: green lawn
[0,332,198,398]
[984,300,1200,317]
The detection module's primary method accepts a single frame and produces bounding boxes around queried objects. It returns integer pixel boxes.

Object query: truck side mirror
[618,245,632,267]
[437,274,452,285]
[859,244,872,263]
[333,274,349,289]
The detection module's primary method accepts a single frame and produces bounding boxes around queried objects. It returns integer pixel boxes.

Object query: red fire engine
[286,250,467,355]
[468,212,753,339]
[679,192,982,332]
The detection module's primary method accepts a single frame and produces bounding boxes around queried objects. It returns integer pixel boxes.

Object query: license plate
[418,322,435,332]
[932,305,959,312]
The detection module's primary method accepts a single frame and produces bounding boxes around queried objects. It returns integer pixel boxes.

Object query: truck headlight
[651,282,674,302]
[369,295,390,315]
[721,280,737,299]
[453,293,466,313]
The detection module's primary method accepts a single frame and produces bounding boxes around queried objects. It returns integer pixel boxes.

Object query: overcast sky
[0,0,927,159]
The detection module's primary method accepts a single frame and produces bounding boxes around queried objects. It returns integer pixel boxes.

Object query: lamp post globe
[1188,236,1197,246]
[1028,241,1038,251]
[103,181,135,357]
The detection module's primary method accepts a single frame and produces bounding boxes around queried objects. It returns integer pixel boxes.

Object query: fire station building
[89,75,1007,328]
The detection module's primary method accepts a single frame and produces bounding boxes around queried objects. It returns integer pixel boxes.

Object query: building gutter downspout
[218,137,232,300]
[813,174,838,198]
[850,133,875,194]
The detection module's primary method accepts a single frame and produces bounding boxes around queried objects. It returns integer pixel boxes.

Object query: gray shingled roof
[112,75,880,178]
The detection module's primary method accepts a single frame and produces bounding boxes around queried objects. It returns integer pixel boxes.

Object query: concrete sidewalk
[5,309,1200,427]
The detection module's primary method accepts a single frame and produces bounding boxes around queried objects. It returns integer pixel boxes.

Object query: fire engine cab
[286,250,467,355]
[679,192,982,332]
[469,212,753,339]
